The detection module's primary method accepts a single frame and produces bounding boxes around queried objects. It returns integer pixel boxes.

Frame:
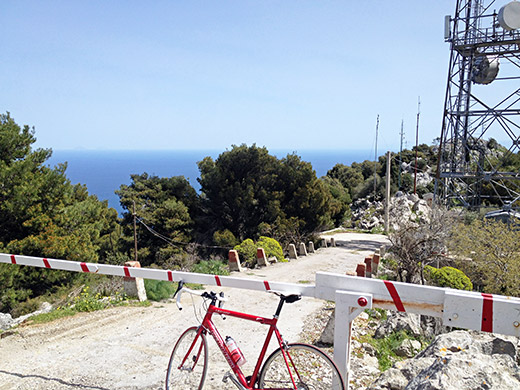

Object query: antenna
[437,0,520,210]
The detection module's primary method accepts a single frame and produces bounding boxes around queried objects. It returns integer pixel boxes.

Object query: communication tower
[436,0,520,211]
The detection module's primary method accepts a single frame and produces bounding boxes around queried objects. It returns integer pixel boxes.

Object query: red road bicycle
[165,281,345,390]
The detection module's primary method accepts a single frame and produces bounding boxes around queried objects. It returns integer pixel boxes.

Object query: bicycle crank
[222,372,247,390]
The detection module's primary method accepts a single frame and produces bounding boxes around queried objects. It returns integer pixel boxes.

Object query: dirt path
[0,232,389,390]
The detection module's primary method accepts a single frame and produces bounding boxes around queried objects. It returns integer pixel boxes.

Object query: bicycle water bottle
[225,336,246,367]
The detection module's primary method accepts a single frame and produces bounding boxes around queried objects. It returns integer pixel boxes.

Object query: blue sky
[1,1,456,153]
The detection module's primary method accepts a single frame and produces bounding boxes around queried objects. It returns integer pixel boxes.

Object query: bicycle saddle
[282,294,301,303]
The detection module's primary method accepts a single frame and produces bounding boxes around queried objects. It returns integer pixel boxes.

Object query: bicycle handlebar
[175,285,227,311]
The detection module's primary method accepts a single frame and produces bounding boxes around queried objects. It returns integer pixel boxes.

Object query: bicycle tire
[165,326,208,390]
[258,343,345,390]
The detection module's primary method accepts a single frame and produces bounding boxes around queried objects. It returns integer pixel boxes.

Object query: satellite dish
[472,55,500,84]
[498,1,520,30]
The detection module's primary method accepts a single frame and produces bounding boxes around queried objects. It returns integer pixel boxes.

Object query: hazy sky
[1,1,456,153]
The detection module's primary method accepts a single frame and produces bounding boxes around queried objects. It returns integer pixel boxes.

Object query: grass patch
[29,307,78,324]
[186,283,204,290]
[358,330,425,371]
[23,285,146,326]
[192,259,230,276]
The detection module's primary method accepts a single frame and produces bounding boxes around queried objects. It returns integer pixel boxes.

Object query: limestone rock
[374,312,422,339]
[0,312,13,330]
[395,339,422,357]
[369,330,520,390]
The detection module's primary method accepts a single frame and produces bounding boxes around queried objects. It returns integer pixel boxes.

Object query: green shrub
[257,236,285,262]
[192,259,230,275]
[143,279,178,301]
[213,229,239,248]
[424,266,473,291]
[233,238,257,266]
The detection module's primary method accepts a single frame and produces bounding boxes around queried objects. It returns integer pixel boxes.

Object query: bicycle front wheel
[258,343,345,390]
[165,326,208,390]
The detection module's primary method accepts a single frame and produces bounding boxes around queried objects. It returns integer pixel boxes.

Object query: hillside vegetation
[2,113,520,315]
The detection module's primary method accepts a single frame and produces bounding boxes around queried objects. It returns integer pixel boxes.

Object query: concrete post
[330,237,336,247]
[308,241,315,253]
[321,238,328,248]
[298,242,308,256]
[372,253,380,275]
[256,248,269,267]
[228,250,243,272]
[288,244,298,259]
[380,245,386,257]
[355,263,366,277]
[364,256,372,278]
[124,261,147,302]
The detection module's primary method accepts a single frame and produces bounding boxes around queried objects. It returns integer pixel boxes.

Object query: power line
[135,217,232,250]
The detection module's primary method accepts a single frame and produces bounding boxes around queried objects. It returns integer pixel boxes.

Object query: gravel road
[0,232,389,390]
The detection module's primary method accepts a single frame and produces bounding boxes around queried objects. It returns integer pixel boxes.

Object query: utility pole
[133,200,138,262]
[398,120,404,190]
[414,97,421,195]
[385,151,391,233]
[374,115,379,200]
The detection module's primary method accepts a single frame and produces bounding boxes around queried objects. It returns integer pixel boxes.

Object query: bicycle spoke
[259,344,345,390]
[166,327,208,390]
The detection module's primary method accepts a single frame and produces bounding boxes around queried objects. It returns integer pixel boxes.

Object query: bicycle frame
[180,302,298,390]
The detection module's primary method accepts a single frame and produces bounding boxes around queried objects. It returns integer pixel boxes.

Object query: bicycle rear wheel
[165,326,208,390]
[258,343,345,390]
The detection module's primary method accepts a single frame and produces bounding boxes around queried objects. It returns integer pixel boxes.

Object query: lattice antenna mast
[436,0,520,210]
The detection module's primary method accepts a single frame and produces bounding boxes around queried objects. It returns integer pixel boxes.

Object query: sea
[46,149,373,215]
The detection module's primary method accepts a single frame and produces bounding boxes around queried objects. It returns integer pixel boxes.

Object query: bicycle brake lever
[174,281,185,311]
[173,280,184,298]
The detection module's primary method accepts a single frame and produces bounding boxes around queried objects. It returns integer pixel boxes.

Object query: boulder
[420,314,451,339]
[374,312,422,339]
[0,312,13,330]
[395,339,422,358]
[369,330,520,390]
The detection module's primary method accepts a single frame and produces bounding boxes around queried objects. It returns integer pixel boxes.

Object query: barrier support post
[333,290,373,390]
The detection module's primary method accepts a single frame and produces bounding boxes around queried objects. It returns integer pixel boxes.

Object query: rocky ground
[0,232,389,390]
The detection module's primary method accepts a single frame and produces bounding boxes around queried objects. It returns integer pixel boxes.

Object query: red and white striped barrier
[0,253,315,297]
[3,252,520,389]
[315,272,520,336]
